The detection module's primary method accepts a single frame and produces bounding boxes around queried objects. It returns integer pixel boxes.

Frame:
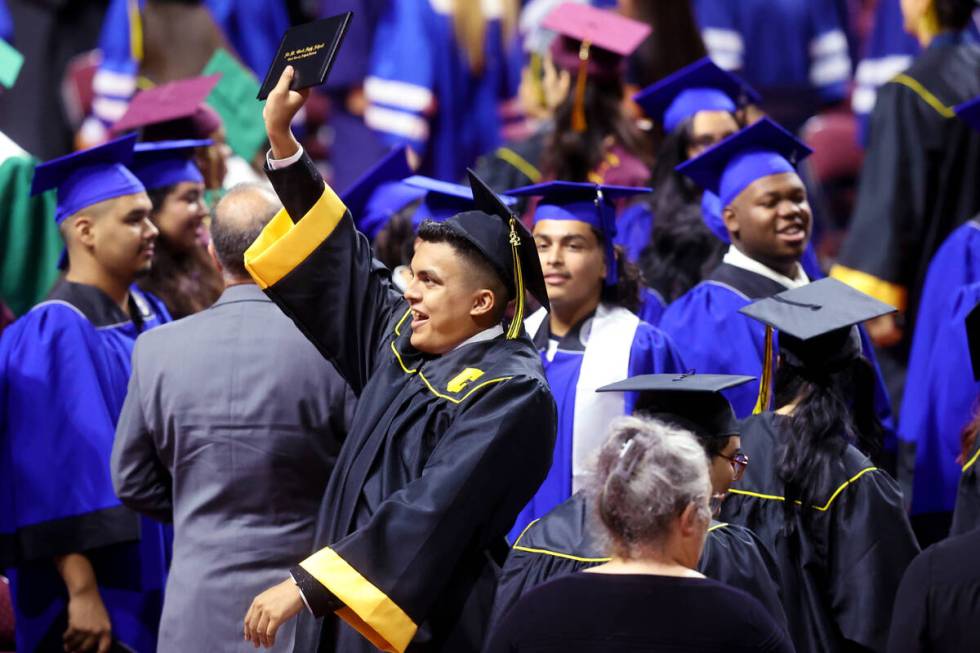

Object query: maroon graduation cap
[110,74,222,138]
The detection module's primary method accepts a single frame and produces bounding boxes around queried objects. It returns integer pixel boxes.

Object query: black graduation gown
[835,31,980,338]
[886,528,980,652]
[472,127,549,213]
[950,437,980,536]
[719,413,920,653]
[244,153,557,653]
[488,491,788,634]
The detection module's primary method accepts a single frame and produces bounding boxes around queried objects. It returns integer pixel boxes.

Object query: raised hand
[262,65,311,160]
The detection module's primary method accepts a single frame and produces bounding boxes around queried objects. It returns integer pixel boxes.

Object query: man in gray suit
[111,184,353,652]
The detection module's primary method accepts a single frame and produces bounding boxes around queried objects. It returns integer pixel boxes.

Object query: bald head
[211,183,281,279]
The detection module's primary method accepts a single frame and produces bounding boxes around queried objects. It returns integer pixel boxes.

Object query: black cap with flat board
[430,170,549,340]
[598,373,755,439]
[258,12,353,100]
[739,277,896,370]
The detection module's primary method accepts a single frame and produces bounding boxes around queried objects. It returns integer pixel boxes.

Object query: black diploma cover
[257,11,353,100]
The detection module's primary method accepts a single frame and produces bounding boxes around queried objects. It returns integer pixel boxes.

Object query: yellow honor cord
[753,325,774,414]
[128,0,144,61]
[571,40,591,133]
[506,218,526,339]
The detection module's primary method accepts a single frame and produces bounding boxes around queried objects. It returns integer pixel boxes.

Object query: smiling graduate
[0,134,171,653]
[240,67,556,653]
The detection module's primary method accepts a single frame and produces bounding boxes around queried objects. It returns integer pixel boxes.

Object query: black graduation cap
[739,278,896,370]
[436,170,549,338]
[967,301,980,381]
[597,373,755,439]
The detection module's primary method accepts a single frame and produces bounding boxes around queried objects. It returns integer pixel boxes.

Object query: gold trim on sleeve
[244,185,348,289]
[300,547,417,653]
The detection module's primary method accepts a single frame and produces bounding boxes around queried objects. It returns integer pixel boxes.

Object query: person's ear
[72,213,97,249]
[470,288,496,318]
[678,502,705,539]
[722,205,739,242]
[207,241,223,273]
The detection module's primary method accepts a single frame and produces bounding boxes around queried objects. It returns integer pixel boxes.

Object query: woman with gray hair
[485,416,792,653]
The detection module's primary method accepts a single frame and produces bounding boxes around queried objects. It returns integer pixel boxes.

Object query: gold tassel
[753,325,774,414]
[530,52,546,111]
[506,218,526,339]
[571,40,591,133]
[128,0,144,62]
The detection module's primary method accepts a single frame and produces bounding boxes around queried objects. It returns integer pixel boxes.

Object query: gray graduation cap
[597,373,755,439]
[739,278,896,370]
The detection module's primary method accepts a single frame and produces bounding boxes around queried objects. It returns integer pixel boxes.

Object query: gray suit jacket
[111,284,353,653]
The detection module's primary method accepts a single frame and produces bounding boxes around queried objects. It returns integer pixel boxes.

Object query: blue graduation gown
[509,305,685,541]
[902,280,980,515]
[0,280,171,653]
[660,263,896,447]
[364,0,521,180]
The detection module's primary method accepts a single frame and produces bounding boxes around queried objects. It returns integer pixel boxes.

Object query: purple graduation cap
[130,139,211,191]
[339,146,420,240]
[403,176,517,231]
[506,180,650,286]
[633,57,761,133]
[675,118,813,208]
[31,133,144,224]
[111,75,222,139]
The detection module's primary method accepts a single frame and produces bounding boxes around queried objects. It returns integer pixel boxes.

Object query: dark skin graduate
[720,171,811,279]
[242,65,513,649]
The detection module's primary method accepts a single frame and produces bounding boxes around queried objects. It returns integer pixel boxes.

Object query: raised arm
[245,66,406,392]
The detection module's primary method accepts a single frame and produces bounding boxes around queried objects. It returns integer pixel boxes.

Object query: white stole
[526,303,639,492]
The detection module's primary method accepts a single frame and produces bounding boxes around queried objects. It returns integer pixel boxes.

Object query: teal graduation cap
[130,139,211,191]
[675,117,812,208]
[31,133,145,224]
[405,175,517,230]
[507,180,650,286]
[633,57,761,133]
[955,95,980,133]
[339,146,421,240]
[597,373,755,439]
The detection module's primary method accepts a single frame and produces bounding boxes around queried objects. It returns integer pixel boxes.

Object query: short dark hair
[416,220,511,320]
[936,0,976,29]
[212,185,280,277]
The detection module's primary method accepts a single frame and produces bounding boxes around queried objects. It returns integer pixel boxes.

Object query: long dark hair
[772,353,884,528]
[601,243,643,315]
[137,185,223,319]
[542,76,651,182]
[639,118,726,301]
[623,1,708,89]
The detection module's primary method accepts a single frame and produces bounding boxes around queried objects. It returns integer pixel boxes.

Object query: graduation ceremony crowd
[2,0,980,651]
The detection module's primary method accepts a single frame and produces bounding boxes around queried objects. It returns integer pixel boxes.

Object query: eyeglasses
[717,451,750,481]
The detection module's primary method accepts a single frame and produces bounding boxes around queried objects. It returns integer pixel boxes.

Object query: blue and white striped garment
[364,0,521,180]
[694,0,852,107]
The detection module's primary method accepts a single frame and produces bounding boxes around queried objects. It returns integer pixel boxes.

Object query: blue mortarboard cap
[633,57,761,133]
[700,190,730,243]
[31,133,145,224]
[405,175,517,230]
[131,139,210,191]
[340,146,419,239]
[507,180,650,286]
[955,96,980,133]
[676,118,812,208]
